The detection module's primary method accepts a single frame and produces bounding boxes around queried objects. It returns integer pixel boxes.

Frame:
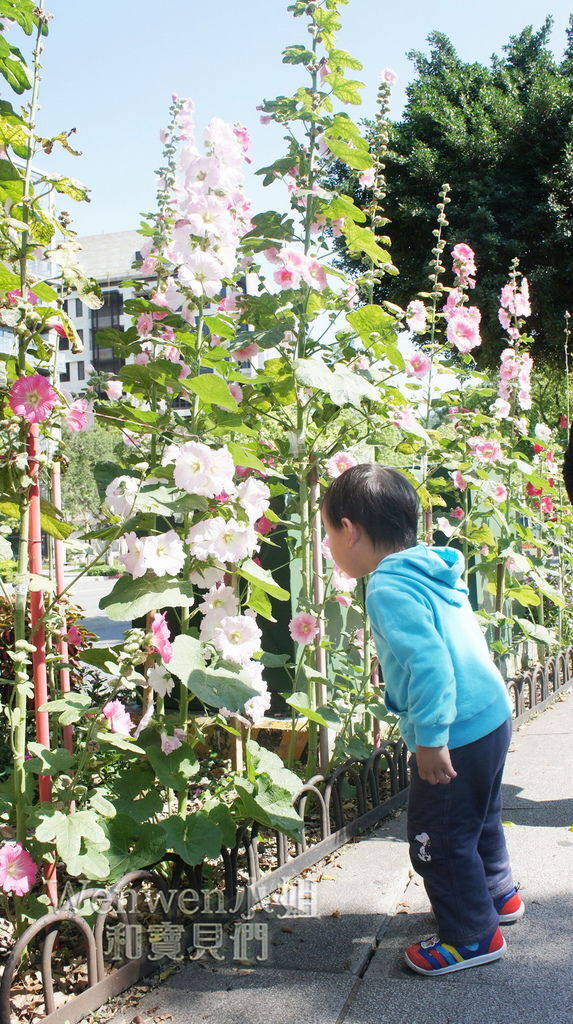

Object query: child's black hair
[322,464,420,551]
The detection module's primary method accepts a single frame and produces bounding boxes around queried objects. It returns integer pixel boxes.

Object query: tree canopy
[331,17,573,377]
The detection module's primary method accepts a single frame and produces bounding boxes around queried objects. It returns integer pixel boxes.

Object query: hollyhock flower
[237,477,270,524]
[446,308,481,353]
[256,515,276,535]
[147,664,175,698]
[302,258,328,292]
[102,699,134,736]
[442,289,463,320]
[160,727,187,754]
[212,614,262,665]
[187,517,227,561]
[541,495,555,515]
[9,374,58,423]
[534,423,552,443]
[451,470,467,491]
[228,382,243,403]
[105,379,123,400]
[359,167,376,188]
[405,300,427,334]
[232,341,260,362]
[172,440,235,498]
[210,517,258,563]
[327,451,357,479]
[405,351,431,377]
[137,313,154,337]
[467,437,503,464]
[389,407,421,433]
[65,625,83,646]
[120,532,148,578]
[322,536,333,561]
[526,482,543,497]
[150,612,173,663]
[244,689,272,725]
[560,415,568,429]
[451,506,465,520]
[64,398,93,432]
[289,611,319,645]
[436,517,456,538]
[6,287,38,305]
[189,565,226,590]
[0,843,38,896]
[505,552,530,575]
[451,243,477,288]
[177,251,223,298]
[482,482,508,504]
[333,593,351,607]
[381,67,398,85]
[491,398,511,419]
[142,530,186,577]
[332,566,357,593]
[274,265,301,290]
[198,584,238,629]
[105,475,139,518]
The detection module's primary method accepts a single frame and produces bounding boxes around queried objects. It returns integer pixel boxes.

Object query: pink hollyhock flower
[334,594,352,607]
[389,407,420,433]
[405,300,427,334]
[102,699,134,736]
[9,374,58,423]
[451,506,465,520]
[65,625,83,646]
[436,517,455,538]
[255,515,276,535]
[64,398,93,433]
[289,611,319,645]
[405,351,431,377]
[274,266,301,290]
[137,313,154,337]
[505,552,530,574]
[467,437,503,464]
[442,288,463,320]
[482,482,507,504]
[322,536,333,561]
[150,611,173,664]
[212,614,262,666]
[6,288,38,306]
[228,382,243,403]
[327,451,357,479]
[560,415,568,429]
[105,379,123,400]
[451,243,477,288]
[381,67,398,85]
[0,843,38,896]
[302,258,328,292]
[446,309,481,353]
[526,482,543,497]
[160,729,187,754]
[359,167,376,188]
[491,397,511,419]
[532,442,544,454]
[352,628,365,650]
[332,566,357,593]
[541,495,555,515]
[451,470,467,491]
[232,342,260,362]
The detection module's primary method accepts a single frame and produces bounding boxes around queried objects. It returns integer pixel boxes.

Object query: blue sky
[26,1,573,237]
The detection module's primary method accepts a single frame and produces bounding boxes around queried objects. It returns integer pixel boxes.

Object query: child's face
[321,510,386,579]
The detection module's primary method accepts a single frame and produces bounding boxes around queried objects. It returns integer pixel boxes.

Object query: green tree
[329,17,573,384]
[61,421,122,530]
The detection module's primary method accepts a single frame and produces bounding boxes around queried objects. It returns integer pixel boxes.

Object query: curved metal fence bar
[2,650,571,1024]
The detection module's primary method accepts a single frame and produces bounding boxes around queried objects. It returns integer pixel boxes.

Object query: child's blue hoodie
[366,544,512,752]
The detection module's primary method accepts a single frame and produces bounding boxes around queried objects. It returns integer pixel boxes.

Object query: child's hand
[415,745,458,785]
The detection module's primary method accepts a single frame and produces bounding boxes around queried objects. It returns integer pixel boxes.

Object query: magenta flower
[137,312,154,337]
[9,374,58,423]
[0,842,38,896]
[405,352,431,378]
[65,625,83,646]
[451,243,477,289]
[102,699,134,736]
[6,288,38,306]
[451,506,465,520]
[450,470,467,492]
[64,398,92,432]
[446,309,481,353]
[151,611,173,664]
[289,611,319,645]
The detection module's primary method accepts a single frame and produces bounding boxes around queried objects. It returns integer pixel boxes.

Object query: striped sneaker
[494,886,525,923]
[405,926,506,976]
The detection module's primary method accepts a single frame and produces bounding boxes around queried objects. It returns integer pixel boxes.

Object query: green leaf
[109,765,164,823]
[247,585,275,621]
[40,501,75,541]
[282,44,315,65]
[324,193,366,223]
[285,692,341,729]
[182,373,238,410]
[341,220,392,265]
[96,731,145,755]
[35,809,110,880]
[169,634,260,710]
[207,803,237,848]
[99,575,196,621]
[346,304,398,345]
[160,812,223,865]
[146,739,199,792]
[325,71,364,105]
[24,744,74,775]
[89,792,117,818]
[43,175,89,202]
[329,365,380,406]
[529,570,566,608]
[237,558,290,601]
[39,692,92,726]
[324,136,372,169]
[515,618,555,645]
[102,815,166,879]
[227,442,269,475]
[505,585,541,608]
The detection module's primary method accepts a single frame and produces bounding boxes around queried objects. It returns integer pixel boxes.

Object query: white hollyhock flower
[187,517,226,561]
[172,440,235,498]
[189,565,226,590]
[212,614,262,666]
[105,475,139,517]
[210,518,257,563]
[142,530,186,577]
[120,532,148,578]
[148,665,175,698]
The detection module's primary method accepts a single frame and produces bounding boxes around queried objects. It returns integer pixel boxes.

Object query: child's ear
[340,517,360,544]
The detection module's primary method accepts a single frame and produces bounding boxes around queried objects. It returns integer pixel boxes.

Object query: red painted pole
[27,423,58,907]
[51,460,73,757]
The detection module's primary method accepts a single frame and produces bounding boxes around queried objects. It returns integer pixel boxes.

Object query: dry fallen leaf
[329,909,341,918]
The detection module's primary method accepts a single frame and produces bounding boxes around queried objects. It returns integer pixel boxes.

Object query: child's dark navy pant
[407,717,513,946]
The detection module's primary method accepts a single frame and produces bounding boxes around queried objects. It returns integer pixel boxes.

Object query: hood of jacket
[370,544,468,606]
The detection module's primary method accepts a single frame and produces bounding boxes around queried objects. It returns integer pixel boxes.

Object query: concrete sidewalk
[108,691,573,1024]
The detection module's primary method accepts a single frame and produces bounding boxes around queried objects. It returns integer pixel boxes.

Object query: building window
[59,335,69,352]
[75,298,83,317]
[77,361,85,380]
[90,290,124,376]
[60,362,70,382]
[76,328,84,344]
[62,299,68,314]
